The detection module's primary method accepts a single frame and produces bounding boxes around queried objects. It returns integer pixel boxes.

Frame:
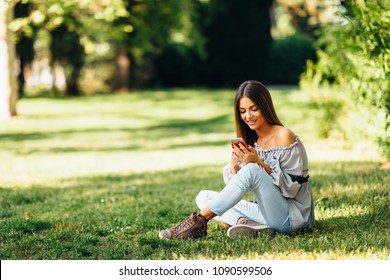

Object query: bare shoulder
[276,127,296,147]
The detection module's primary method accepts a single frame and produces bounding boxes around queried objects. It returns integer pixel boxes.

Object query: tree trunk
[0,0,18,120]
[112,44,130,92]
[66,65,81,96]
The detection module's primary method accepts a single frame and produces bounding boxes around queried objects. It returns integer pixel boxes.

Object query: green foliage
[50,23,85,95]
[267,33,317,84]
[273,0,334,38]
[153,0,275,87]
[14,1,35,97]
[10,0,323,92]
[301,0,390,158]
[198,0,273,87]
[308,89,344,138]
[152,43,203,87]
[10,0,128,95]
[112,0,202,89]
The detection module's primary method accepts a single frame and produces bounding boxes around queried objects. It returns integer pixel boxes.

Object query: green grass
[0,87,388,260]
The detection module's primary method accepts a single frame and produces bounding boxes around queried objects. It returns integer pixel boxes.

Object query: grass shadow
[1,113,232,155]
[0,161,388,259]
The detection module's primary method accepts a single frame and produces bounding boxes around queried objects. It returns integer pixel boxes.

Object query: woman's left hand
[232,143,259,166]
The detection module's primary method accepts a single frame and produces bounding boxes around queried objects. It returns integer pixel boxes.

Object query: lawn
[0,87,388,260]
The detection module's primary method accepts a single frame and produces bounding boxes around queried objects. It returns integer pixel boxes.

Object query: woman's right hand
[230,144,242,174]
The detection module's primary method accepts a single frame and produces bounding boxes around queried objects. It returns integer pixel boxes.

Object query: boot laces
[172,214,197,234]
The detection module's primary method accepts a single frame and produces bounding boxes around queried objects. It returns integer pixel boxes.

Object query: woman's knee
[241,163,267,180]
[195,190,217,209]
[240,162,262,174]
[239,162,274,192]
[247,162,261,171]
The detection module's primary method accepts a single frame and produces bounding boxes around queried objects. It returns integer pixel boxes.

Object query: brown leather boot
[159,212,207,239]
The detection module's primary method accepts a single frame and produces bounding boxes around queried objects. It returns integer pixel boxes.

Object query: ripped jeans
[196,163,291,234]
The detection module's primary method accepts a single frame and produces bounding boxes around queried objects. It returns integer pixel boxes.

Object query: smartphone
[230,137,245,145]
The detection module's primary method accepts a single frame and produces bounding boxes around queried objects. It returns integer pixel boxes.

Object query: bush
[301,0,390,158]
[152,44,203,87]
[79,60,114,95]
[308,89,345,139]
[267,33,316,84]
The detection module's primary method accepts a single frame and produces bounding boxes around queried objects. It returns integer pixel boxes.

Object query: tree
[302,0,390,158]
[153,0,275,87]
[111,0,201,91]
[14,1,35,98]
[198,0,274,87]
[10,0,128,96]
[50,22,85,95]
[0,0,18,120]
[275,0,338,37]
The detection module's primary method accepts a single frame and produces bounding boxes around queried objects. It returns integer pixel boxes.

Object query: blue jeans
[196,163,291,234]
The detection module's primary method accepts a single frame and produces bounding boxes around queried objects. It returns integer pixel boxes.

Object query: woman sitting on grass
[159,80,315,239]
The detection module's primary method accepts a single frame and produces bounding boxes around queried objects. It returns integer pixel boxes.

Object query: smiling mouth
[247,120,257,126]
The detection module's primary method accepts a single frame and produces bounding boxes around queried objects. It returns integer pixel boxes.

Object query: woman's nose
[246,111,252,119]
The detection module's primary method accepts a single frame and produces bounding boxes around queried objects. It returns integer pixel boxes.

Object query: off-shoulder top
[223,136,315,232]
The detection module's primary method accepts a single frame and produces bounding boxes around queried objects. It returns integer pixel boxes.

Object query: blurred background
[1,0,389,158]
[5,0,325,93]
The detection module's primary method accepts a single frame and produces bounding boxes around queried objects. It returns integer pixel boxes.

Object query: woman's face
[239,96,265,130]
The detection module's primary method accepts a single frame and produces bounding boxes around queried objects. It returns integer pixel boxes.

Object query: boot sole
[227,224,275,238]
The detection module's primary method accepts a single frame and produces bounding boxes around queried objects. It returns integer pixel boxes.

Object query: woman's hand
[230,145,241,174]
[232,142,272,174]
[232,142,258,166]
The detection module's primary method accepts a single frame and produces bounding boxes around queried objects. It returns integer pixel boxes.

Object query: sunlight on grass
[190,249,390,260]
[1,87,388,260]
[318,205,372,219]
[1,87,384,186]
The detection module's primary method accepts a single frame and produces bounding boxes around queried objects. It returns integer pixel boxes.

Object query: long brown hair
[234,80,283,146]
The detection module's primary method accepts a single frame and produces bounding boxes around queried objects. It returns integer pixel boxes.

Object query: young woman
[159,80,315,239]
